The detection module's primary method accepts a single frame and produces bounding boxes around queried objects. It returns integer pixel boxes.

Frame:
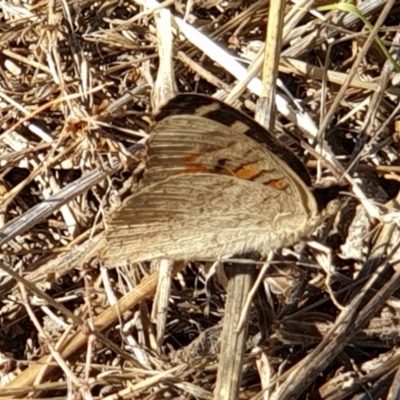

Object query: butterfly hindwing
[104,173,317,264]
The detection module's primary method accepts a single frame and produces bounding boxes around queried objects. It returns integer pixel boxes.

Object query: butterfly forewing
[155,94,311,186]
[143,116,299,188]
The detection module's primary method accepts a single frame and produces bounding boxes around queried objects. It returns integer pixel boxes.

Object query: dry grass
[1,0,400,399]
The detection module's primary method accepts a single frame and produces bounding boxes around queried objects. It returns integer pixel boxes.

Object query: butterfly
[102,94,320,265]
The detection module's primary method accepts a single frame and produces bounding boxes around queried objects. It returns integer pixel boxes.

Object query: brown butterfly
[102,94,320,265]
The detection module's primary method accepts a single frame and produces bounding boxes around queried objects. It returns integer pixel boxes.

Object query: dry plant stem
[0,162,120,247]
[84,334,96,387]
[0,260,130,386]
[150,7,176,349]
[1,48,52,75]
[362,31,400,136]
[0,260,85,326]
[226,0,312,106]
[198,0,264,43]
[61,0,89,104]
[177,51,231,91]
[0,91,52,142]
[111,0,175,30]
[279,57,391,92]
[152,259,174,348]
[256,0,285,130]
[278,315,400,347]
[318,0,396,136]
[287,11,390,220]
[35,327,76,392]
[153,7,177,111]
[1,140,78,210]
[1,260,186,392]
[347,31,400,172]
[0,227,103,298]
[237,254,273,332]
[18,283,86,394]
[256,350,273,399]
[388,358,400,400]
[102,266,153,369]
[282,0,316,39]
[319,348,400,399]
[282,0,387,58]
[214,262,256,400]
[224,46,264,104]
[106,82,150,114]
[0,85,105,140]
[100,364,188,400]
[0,142,51,169]
[271,219,400,399]
[169,3,318,137]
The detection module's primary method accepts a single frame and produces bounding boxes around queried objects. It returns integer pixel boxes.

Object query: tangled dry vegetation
[2,0,400,399]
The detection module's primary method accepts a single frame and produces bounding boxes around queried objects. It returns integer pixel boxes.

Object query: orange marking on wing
[179,153,211,173]
[265,179,288,190]
[183,152,201,162]
[233,164,263,180]
[183,153,232,175]
[182,164,212,173]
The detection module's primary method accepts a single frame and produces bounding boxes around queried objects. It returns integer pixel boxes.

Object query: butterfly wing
[103,112,318,265]
[154,94,311,186]
[142,114,307,190]
[103,173,318,264]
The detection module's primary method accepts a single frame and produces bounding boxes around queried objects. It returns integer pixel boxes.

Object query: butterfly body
[103,95,319,265]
